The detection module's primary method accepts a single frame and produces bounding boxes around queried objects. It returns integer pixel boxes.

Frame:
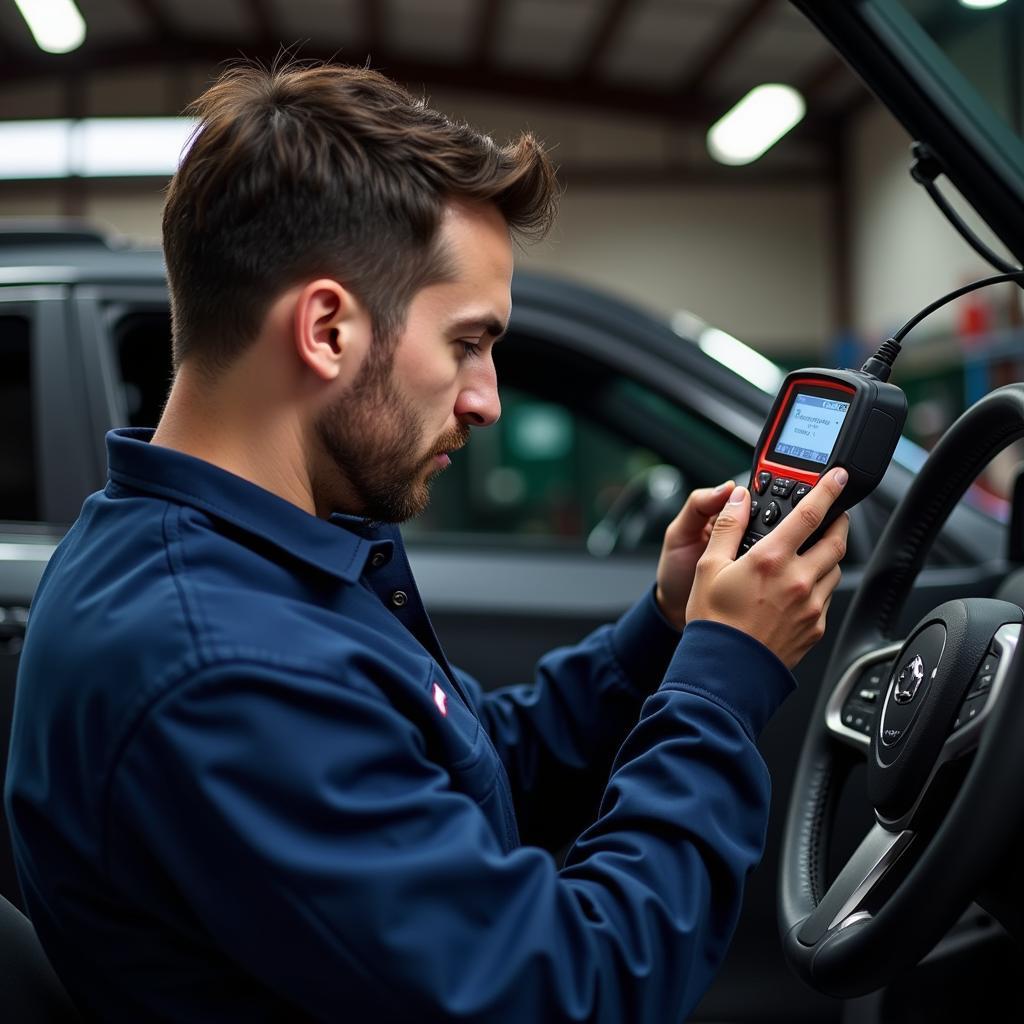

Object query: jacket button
[390,590,408,608]
[370,551,387,568]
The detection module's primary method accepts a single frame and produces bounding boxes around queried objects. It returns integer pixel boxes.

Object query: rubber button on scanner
[750,499,760,519]
[754,471,772,495]
[391,590,408,608]
[739,532,763,555]
[792,483,811,505]
[770,477,794,498]
[761,500,782,527]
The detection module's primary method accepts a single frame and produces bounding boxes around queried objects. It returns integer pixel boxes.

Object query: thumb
[703,484,749,562]
[669,480,734,542]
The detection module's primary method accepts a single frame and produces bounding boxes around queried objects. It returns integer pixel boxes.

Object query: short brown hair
[162,61,558,373]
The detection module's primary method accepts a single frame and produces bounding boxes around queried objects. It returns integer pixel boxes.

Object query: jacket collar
[105,428,394,584]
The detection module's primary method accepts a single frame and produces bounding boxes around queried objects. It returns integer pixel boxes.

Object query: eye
[458,339,482,359]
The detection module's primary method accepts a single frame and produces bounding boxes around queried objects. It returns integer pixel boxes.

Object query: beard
[313,340,470,523]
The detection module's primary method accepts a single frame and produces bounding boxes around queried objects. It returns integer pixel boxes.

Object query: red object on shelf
[956,288,992,347]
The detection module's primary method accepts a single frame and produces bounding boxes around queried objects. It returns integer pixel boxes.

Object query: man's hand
[685,469,850,669]
[655,481,735,630]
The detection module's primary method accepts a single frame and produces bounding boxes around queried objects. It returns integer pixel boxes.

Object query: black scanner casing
[749,367,908,553]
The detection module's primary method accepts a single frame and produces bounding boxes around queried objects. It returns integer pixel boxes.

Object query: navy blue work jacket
[6,428,794,1023]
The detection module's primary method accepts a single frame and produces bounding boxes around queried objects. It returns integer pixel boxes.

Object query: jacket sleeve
[108,621,794,1024]
[459,587,684,849]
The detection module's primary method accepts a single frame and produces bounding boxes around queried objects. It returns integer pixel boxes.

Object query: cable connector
[861,338,900,382]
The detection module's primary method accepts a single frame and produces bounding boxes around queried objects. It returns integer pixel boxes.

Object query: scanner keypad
[740,471,817,554]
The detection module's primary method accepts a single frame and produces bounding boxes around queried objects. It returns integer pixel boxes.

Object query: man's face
[314,201,512,522]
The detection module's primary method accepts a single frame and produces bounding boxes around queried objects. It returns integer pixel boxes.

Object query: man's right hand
[684,468,850,669]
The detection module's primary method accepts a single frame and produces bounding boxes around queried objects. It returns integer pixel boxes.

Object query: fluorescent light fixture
[0,120,72,178]
[959,1,1008,9]
[707,84,806,166]
[697,326,785,393]
[13,0,86,54]
[0,118,197,179]
[72,118,198,177]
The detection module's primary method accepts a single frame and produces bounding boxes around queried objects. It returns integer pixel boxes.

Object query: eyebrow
[448,316,508,342]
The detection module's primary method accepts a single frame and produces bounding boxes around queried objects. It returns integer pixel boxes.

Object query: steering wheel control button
[878,622,946,753]
[838,661,889,740]
[965,652,1000,698]
[967,671,994,697]
[952,692,989,732]
[862,663,892,692]
[791,482,811,505]
[842,705,874,736]
[762,501,782,527]
[770,477,795,498]
[754,471,772,495]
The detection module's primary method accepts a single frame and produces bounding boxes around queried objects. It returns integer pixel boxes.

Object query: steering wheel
[779,383,1024,996]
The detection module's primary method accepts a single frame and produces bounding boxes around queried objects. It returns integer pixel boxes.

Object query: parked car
[4,0,1024,1019]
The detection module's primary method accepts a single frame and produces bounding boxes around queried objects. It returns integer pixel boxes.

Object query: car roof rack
[0,219,120,249]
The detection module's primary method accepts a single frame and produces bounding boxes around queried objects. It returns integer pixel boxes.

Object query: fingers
[772,467,848,552]
[687,480,734,517]
[807,564,842,640]
[803,511,850,580]
[810,564,841,610]
[703,484,749,562]
[672,480,734,539]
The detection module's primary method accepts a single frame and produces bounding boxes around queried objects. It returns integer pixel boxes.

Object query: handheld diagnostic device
[734,267,1024,557]
[740,368,907,555]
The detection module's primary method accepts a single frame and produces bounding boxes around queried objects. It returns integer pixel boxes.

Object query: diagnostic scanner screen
[772,393,850,466]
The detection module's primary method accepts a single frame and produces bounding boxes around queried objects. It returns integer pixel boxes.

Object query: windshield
[846,0,1024,521]
[884,0,1024,203]
[893,0,1024,185]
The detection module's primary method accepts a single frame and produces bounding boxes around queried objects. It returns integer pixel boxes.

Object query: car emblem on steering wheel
[894,654,925,704]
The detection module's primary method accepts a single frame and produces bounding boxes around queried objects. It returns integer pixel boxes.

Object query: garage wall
[519,184,833,351]
[0,69,835,357]
[848,101,1018,344]
[0,180,834,354]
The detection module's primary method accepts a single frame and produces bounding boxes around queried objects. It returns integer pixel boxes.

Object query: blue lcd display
[772,393,850,466]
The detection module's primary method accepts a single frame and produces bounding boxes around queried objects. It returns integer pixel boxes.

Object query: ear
[292,279,370,382]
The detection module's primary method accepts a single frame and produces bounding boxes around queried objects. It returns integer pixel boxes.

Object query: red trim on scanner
[755,377,856,488]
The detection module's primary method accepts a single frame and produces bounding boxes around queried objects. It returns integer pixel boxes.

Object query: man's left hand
[655,480,735,630]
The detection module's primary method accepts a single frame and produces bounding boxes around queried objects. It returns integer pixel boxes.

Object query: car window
[405,334,752,552]
[403,385,666,548]
[113,311,174,428]
[0,314,36,522]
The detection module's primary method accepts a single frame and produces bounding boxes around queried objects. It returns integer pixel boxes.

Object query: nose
[455,361,501,428]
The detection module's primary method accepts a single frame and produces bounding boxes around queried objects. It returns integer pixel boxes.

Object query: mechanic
[5,62,849,1023]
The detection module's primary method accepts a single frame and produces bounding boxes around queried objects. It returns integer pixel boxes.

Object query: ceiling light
[71,118,198,177]
[13,0,86,54]
[959,1,1008,9]
[0,121,72,178]
[707,84,806,166]
[0,118,197,179]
